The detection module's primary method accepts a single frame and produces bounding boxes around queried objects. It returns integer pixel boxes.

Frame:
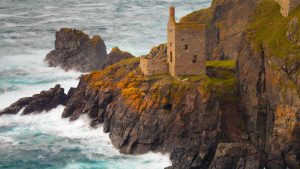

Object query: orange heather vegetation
[84,58,201,112]
[84,58,237,112]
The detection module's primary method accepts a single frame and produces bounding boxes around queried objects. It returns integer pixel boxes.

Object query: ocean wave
[0,50,81,109]
[0,107,171,169]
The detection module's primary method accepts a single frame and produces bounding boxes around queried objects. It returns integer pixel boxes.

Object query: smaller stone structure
[140,44,168,76]
[276,0,300,17]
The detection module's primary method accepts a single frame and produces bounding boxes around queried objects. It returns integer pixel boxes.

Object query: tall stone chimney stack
[169,7,176,23]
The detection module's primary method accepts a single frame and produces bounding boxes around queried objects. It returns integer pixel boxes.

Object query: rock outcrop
[45,28,107,72]
[57,58,248,169]
[104,47,135,68]
[0,85,68,116]
[236,1,300,168]
[45,28,134,72]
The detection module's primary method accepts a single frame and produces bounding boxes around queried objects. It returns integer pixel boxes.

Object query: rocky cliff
[181,0,257,60]
[104,47,135,68]
[1,55,249,168]
[45,28,134,72]
[179,0,300,168]
[237,1,300,168]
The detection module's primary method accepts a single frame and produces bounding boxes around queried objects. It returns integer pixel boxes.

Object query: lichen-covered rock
[237,1,300,167]
[104,47,134,68]
[0,84,68,116]
[62,58,221,154]
[58,57,248,169]
[45,28,107,72]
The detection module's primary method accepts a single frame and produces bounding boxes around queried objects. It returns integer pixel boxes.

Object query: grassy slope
[247,0,300,96]
[248,0,300,67]
[179,0,223,24]
[180,8,211,24]
[206,60,236,69]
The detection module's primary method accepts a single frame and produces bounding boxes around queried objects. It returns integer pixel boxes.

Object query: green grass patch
[206,60,236,69]
[247,0,300,97]
[179,0,224,27]
[202,76,238,101]
[248,0,300,63]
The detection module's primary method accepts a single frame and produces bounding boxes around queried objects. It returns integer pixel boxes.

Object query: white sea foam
[0,107,171,169]
[0,50,80,109]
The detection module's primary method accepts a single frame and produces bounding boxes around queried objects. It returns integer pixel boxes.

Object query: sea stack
[45,28,108,72]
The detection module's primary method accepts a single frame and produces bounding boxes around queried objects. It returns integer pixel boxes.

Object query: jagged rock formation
[237,1,300,168]
[45,28,134,72]
[0,57,245,168]
[61,58,223,155]
[0,85,68,116]
[58,58,249,168]
[45,28,107,72]
[104,47,135,68]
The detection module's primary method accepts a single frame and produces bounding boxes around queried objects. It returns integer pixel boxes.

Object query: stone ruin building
[140,7,206,77]
[276,0,300,17]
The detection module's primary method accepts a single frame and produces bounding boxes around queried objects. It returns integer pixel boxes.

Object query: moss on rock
[248,0,300,97]
[85,57,238,111]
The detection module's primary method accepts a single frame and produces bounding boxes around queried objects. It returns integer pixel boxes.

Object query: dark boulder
[0,84,68,116]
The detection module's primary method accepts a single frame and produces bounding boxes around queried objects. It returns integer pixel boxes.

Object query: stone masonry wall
[140,57,168,76]
[167,19,176,77]
[171,24,206,76]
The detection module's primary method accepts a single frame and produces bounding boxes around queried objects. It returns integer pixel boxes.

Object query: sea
[0,0,211,168]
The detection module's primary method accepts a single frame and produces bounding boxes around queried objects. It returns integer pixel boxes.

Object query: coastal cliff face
[61,57,251,169]
[181,0,257,60]
[182,0,300,168]
[1,47,248,169]
[237,1,300,168]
